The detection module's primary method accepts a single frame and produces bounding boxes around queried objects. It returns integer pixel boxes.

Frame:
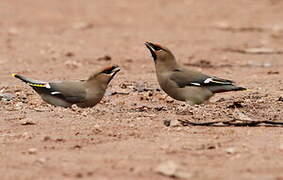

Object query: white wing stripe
[191,82,201,86]
[51,91,61,95]
[204,78,213,84]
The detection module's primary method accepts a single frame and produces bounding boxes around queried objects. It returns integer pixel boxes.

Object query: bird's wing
[46,82,87,103]
[169,68,234,88]
[13,74,87,103]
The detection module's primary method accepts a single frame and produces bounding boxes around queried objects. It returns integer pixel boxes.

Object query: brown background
[0,0,283,179]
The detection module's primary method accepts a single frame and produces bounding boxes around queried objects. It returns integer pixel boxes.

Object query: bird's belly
[77,91,105,108]
[40,94,72,108]
[77,98,101,108]
[162,87,187,101]
[161,85,213,105]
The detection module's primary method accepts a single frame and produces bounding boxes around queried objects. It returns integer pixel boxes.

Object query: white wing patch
[190,82,201,86]
[51,91,61,95]
[204,78,213,84]
[45,83,51,89]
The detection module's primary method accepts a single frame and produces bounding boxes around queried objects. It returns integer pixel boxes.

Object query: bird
[12,65,120,108]
[145,42,246,105]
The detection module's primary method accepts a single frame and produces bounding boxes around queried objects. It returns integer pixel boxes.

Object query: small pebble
[28,148,37,155]
[225,147,236,154]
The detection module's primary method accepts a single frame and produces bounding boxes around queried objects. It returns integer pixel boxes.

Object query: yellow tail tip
[244,89,252,92]
[11,73,17,77]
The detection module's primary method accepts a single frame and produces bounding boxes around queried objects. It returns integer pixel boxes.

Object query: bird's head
[145,42,175,61]
[145,42,177,69]
[88,65,120,86]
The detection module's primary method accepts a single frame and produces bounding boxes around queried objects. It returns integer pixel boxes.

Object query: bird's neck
[87,79,108,91]
[155,60,179,72]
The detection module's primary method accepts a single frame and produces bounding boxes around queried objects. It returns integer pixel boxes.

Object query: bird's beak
[145,42,157,61]
[108,66,120,82]
[110,66,120,75]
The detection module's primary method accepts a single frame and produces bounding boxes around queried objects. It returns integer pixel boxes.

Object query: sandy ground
[0,0,283,179]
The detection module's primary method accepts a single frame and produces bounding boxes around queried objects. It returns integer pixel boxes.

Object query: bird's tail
[11,74,48,87]
[209,85,247,93]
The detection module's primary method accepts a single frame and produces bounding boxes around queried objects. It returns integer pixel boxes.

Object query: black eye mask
[145,42,165,61]
[101,66,119,74]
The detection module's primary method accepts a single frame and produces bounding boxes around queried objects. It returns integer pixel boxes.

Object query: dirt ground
[0,0,283,179]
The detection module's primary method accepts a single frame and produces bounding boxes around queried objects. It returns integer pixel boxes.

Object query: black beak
[145,42,157,61]
[108,65,120,82]
[110,65,120,74]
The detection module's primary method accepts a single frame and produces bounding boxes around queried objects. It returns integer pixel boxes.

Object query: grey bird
[12,65,120,108]
[145,42,246,105]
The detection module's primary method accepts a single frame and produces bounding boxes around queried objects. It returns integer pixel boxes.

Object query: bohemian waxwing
[12,65,120,108]
[145,42,246,105]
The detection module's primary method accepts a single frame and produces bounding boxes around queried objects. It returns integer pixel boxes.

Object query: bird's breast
[77,86,106,107]
[156,73,185,101]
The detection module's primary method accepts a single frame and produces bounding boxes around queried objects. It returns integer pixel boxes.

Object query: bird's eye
[154,46,163,51]
[101,69,113,74]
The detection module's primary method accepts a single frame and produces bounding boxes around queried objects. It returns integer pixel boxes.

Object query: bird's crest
[88,66,119,81]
